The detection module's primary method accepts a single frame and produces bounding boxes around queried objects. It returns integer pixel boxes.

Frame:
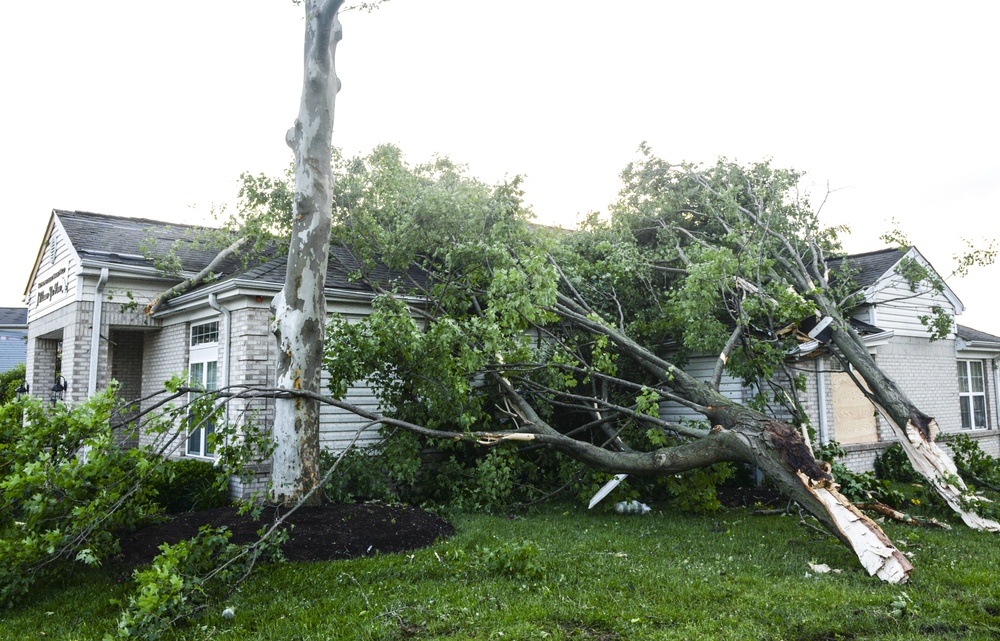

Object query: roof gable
[828,246,963,314]
[827,247,907,289]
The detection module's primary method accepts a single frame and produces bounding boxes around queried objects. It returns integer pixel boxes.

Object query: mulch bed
[114,503,456,568]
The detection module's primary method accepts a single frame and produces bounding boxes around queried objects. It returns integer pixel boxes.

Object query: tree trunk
[540,301,914,581]
[828,322,1000,531]
[270,0,344,505]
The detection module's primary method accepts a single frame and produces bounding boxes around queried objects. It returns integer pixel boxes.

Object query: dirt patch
[114,503,455,568]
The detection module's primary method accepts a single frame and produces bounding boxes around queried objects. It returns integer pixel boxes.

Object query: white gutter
[88,267,109,397]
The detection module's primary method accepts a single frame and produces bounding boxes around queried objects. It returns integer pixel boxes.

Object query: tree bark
[546,299,913,581]
[827,321,1000,531]
[270,0,344,505]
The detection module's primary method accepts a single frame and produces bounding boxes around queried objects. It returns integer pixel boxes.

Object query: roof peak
[55,209,216,232]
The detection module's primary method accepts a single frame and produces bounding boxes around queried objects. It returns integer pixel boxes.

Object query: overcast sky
[2,1,999,329]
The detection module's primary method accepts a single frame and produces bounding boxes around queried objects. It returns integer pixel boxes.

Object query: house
[24,211,1000,482]
[23,210,401,493]
[0,307,28,372]
[661,246,1000,472]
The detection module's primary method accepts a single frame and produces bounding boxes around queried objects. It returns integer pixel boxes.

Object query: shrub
[874,444,919,483]
[0,390,161,605]
[817,441,904,508]
[0,362,25,405]
[149,458,230,514]
[944,433,1000,486]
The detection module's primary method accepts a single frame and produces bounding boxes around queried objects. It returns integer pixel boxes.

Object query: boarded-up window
[832,371,878,444]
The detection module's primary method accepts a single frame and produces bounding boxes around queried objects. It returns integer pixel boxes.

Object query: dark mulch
[114,503,456,568]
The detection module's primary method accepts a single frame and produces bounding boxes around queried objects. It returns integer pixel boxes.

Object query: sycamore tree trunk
[270,0,344,505]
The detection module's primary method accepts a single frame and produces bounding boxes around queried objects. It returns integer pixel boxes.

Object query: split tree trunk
[270,0,344,505]
[547,297,913,581]
[829,322,1000,531]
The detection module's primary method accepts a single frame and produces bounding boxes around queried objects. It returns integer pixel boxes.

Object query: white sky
[2,1,999,330]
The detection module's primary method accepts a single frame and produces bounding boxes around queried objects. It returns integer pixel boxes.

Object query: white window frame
[958,359,989,430]
[187,321,220,458]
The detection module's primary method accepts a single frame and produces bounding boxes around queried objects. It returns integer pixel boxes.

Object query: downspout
[88,267,109,398]
[994,358,1000,430]
[207,293,232,390]
[817,357,829,445]
[208,293,232,467]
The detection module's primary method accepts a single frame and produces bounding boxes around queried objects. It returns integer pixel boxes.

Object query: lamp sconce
[14,381,29,400]
[50,376,67,406]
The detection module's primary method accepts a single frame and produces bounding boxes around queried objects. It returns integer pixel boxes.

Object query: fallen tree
[312,147,998,582]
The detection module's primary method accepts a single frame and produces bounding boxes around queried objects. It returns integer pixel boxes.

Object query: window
[187,321,219,457]
[191,321,219,346]
[958,360,988,429]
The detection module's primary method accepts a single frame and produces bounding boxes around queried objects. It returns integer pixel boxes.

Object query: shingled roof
[826,247,906,289]
[54,210,426,301]
[57,210,243,275]
[0,308,27,326]
[957,325,1000,345]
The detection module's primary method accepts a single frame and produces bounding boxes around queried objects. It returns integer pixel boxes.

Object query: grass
[4,504,1000,640]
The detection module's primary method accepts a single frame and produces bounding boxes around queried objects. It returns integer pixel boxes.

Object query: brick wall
[139,323,190,454]
[872,336,961,436]
[226,307,277,498]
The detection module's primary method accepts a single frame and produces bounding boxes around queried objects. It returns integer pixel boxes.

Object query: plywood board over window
[832,371,879,444]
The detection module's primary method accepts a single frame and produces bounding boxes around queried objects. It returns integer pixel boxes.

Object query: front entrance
[109,329,144,448]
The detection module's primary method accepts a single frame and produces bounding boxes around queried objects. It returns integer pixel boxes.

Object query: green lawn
[3,505,1000,640]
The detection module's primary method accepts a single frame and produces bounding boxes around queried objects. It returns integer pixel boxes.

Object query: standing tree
[269,0,345,504]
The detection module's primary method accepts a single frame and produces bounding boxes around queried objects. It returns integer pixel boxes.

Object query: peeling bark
[827,322,1000,531]
[875,405,1000,532]
[801,472,913,582]
[270,0,344,505]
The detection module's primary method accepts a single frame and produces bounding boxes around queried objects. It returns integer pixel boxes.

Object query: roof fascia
[860,329,895,348]
[153,277,427,319]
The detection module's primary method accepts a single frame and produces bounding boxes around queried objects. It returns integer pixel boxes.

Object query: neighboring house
[0,307,28,372]
[23,210,404,494]
[662,246,1000,472]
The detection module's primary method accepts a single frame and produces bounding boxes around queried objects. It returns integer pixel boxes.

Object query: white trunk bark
[874,406,1000,532]
[799,472,913,582]
[270,0,344,505]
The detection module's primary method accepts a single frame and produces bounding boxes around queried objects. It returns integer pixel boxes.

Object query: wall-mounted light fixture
[50,376,67,406]
[14,381,29,400]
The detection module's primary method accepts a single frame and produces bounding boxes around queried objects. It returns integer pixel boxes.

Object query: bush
[874,444,919,483]
[0,362,25,405]
[817,441,904,508]
[0,390,161,605]
[149,458,230,514]
[944,433,1000,485]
